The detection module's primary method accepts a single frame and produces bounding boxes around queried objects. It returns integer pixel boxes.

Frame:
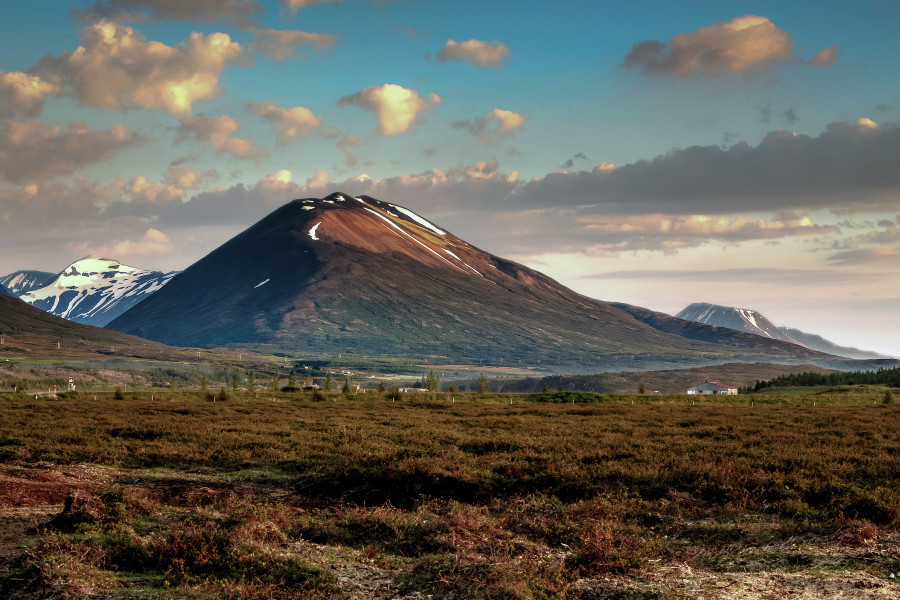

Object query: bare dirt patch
[0,463,113,509]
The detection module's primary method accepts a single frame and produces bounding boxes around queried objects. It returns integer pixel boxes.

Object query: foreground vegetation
[0,392,897,599]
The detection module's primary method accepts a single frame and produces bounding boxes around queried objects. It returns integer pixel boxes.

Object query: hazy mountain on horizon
[107,192,833,372]
[675,302,891,360]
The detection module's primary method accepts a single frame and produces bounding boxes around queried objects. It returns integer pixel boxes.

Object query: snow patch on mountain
[392,205,447,236]
[362,207,465,273]
[309,222,322,240]
[737,308,771,337]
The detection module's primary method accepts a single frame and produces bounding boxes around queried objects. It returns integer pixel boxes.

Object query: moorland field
[0,388,897,599]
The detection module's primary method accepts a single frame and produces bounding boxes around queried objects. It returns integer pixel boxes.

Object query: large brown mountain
[107,193,832,371]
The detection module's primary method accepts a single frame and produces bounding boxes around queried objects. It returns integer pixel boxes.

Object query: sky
[0,0,898,356]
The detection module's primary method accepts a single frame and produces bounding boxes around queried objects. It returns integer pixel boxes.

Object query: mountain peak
[267,194,486,277]
[676,302,789,341]
[58,257,141,284]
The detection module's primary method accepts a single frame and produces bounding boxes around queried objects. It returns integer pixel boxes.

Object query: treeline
[746,366,900,392]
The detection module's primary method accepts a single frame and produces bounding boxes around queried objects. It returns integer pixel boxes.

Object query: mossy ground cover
[0,392,897,599]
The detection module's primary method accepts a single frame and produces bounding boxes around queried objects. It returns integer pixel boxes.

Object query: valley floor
[0,394,897,599]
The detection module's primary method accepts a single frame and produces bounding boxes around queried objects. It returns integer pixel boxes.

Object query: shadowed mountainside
[0,295,169,359]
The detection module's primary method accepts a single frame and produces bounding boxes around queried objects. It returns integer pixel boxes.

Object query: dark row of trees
[744,366,900,393]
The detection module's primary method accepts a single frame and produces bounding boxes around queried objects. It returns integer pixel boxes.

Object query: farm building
[687,381,738,395]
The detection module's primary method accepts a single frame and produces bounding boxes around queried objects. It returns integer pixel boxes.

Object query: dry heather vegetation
[0,390,897,599]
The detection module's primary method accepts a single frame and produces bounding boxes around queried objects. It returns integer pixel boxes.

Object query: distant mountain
[675,302,890,360]
[0,270,56,295]
[20,258,178,327]
[0,294,168,358]
[675,302,798,343]
[0,283,13,297]
[109,193,832,371]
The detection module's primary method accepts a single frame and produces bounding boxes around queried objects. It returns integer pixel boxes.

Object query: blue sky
[1,0,898,355]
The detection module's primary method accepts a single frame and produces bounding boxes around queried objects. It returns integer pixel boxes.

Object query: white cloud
[246,101,322,142]
[338,84,442,136]
[453,107,528,143]
[569,214,838,253]
[34,20,244,114]
[281,0,341,14]
[827,248,900,266]
[809,45,840,68]
[0,71,61,118]
[306,169,331,189]
[158,169,306,227]
[249,27,335,60]
[177,115,268,161]
[436,38,510,68]
[76,228,174,258]
[336,135,363,166]
[260,169,294,188]
[0,120,145,183]
[624,15,794,78]
[73,0,263,26]
[509,118,900,215]
[129,165,210,204]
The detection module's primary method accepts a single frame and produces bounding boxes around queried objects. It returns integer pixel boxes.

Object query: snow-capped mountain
[0,270,56,295]
[676,303,797,342]
[108,192,831,371]
[20,258,178,327]
[675,302,890,360]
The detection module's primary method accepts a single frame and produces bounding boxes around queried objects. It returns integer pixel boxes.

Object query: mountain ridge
[0,270,56,295]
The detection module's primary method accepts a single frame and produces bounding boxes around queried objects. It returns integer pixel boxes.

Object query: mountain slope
[0,283,13,297]
[0,295,169,358]
[108,193,832,371]
[20,258,178,327]
[675,302,890,360]
[0,270,56,295]
[774,327,891,360]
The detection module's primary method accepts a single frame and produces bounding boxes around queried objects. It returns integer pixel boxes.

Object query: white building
[687,381,738,395]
